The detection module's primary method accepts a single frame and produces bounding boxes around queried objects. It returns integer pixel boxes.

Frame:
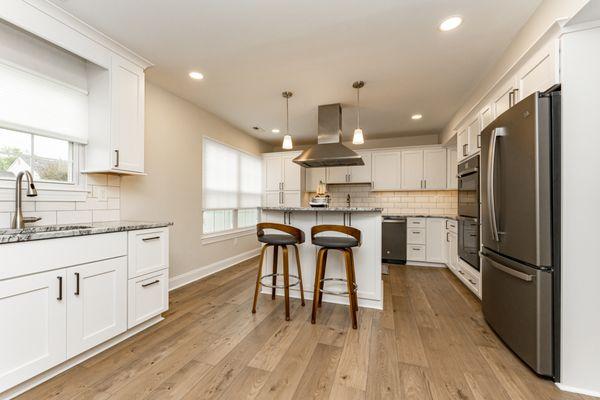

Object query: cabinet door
[423,148,447,190]
[372,151,401,190]
[0,270,67,393]
[446,148,458,189]
[67,257,127,358]
[128,269,168,329]
[426,218,446,263]
[264,191,282,207]
[305,167,327,192]
[467,117,481,156]
[282,154,301,191]
[457,128,468,161]
[111,55,145,173]
[327,166,348,184]
[449,232,458,271]
[401,149,424,190]
[492,79,517,118]
[480,104,494,130]
[349,151,372,183]
[516,40,558,100]
[283,191,301,207]
[264,156,282,191]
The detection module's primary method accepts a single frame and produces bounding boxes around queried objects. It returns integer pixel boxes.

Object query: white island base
[260,208,383,310]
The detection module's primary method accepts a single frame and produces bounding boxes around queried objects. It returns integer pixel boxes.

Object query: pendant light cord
[286,96,290,135]
[356,87,360,129]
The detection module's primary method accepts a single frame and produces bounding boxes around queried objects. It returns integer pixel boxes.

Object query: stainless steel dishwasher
[382,216,407,264]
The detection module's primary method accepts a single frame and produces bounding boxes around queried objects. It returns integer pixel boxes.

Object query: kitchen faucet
[12,171,41,229]
[346,193,351,207]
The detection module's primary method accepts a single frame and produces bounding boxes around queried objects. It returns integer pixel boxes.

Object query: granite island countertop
[0,220,173,244]
[261,206,383,212]
[383,214,458,220]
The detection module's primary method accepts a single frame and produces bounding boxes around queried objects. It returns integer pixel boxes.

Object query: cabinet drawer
[445,219,457,233]
[128,269,169,328]
[407,218,426,228]
[128,228,169,279]
[456,264,480,296]
[407,228,426,244]
[407,245,426,261]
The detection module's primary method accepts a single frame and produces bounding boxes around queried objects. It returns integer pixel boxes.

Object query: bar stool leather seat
[312,236,359,249]
[257,233,298,246]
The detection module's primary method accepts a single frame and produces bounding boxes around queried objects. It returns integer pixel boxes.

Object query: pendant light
[282,91,293,150]
[352,81,365,145]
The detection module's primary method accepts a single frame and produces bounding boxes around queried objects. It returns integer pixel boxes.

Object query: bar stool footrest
[260,273,300,289]
[318,277,358,296]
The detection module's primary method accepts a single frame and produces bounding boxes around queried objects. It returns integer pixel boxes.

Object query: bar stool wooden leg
[344,249,358,329]
[293,245,305,307]
[317,249,328,308]
[252,244,269,313]
[348,248,359,312]
[271,245,279,300]
[282,246,291,321]
[311,248,325,324]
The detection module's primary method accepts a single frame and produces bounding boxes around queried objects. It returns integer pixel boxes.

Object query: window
[202,138,261,235]
[0,128,74,183]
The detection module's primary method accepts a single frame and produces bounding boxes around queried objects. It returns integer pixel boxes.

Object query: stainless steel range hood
[293,104,364,168]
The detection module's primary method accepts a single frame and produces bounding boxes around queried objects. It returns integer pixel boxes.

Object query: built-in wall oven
[457,155,480,270]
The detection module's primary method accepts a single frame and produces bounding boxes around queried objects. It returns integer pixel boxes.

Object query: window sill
[201,227,255,245]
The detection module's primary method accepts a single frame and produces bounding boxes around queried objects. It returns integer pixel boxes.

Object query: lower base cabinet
[66,257,127,358]
[128,269,169,328]
[0,270,67,393]
[0,227,169,396]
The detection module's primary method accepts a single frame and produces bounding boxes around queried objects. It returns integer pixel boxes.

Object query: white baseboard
[169,248,260,291]
[556,383,600,398]
[1,316,163,400]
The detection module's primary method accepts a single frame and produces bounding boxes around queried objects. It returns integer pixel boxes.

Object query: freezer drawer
[481,250,553,376]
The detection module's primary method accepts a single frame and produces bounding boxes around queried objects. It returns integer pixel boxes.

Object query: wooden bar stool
[310,225,361,329]
[252,223,306,321]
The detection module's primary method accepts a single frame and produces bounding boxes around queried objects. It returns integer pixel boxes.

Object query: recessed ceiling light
[271,129,280,134]
[439,16,462,31]
[189,71,204,80]
[411,114,423,120]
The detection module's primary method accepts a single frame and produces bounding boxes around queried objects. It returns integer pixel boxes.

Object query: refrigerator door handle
[481,253,533,282]
[487,127,506,241]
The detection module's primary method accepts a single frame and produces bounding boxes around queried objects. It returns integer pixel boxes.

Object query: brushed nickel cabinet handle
[57,276,63,301]
[142,279,160,288]
[114,149,119,167]
[142,236,161,241]
[74,272,80,296]
[446,232,450,242]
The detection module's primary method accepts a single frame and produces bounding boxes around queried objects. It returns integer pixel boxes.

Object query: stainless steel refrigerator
[480,87,561,379]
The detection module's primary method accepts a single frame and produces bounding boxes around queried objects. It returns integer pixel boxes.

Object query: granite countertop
[261,206,383,212]
[0,220,173,244]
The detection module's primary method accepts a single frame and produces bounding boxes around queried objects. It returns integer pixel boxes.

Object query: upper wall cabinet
[372,150,401,191]
[446,147,457,189]
[326,151,372,184]
[401,148,447,190]
[262,152,303,207]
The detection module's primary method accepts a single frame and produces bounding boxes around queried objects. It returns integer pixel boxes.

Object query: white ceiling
[53,0,541,145]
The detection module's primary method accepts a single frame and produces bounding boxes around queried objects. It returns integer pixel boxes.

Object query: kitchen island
[260,207,383,309]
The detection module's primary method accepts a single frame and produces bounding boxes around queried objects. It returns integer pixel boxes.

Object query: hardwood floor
[17,259,592,400]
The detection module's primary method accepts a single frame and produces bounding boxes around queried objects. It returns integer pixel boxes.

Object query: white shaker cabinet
[426,218,446,263]
[515,39,558,101]
[457,127,469,162]
[401,148,447,190]
[85,56,146,174]
[467,117,481,156]
[305,167,327,192]
[326,151,372,184]
[263,152,303,207]
[371,150,401,191]
[446,147,457,189]
[0,270,67,393]
[66,257,127,358]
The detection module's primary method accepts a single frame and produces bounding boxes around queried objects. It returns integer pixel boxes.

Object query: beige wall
[121,83,271,279]
[440,0,589,144]
[272,133,439,152]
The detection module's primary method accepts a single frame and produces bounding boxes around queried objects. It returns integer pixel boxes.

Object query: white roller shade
[202,138,262,210]
[0,62,88,144]
[240,153,262,208]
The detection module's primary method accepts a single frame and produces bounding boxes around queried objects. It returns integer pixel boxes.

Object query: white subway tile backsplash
[57,210,93,224]
[0,173,120,228]
[92,209,120,222]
